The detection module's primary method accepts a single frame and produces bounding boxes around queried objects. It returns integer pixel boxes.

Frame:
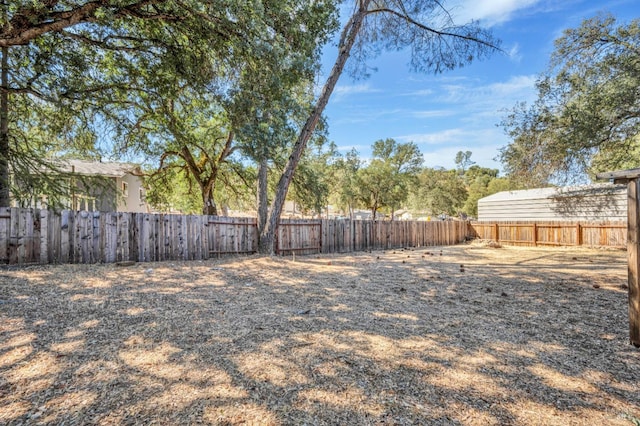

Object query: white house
[18,159,150,213]
[64,160,150,213]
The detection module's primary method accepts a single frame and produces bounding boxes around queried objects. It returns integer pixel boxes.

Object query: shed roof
[596,167,640,182]
[480,184,625,203]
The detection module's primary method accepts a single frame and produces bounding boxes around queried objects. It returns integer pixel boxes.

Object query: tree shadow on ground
[0,244,638,425]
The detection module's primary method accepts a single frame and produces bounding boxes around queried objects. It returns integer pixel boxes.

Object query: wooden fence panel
[0,208,473,265]
[207,216,257,256]
[117,212,128,262]
[8,208,19,264]
[91,211,101,263]
[50,209,60,263]
[470,221,626,248]
[0,207,9,263]
[160,214,170,260]
[277,219,322,256]
[39,210,48,264]
[103,211,116,263]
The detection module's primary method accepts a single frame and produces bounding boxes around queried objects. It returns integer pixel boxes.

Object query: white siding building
[477,184,626,221]
[65,160,150,213]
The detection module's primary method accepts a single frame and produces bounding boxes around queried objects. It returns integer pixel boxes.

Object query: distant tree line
[326,144,518,220]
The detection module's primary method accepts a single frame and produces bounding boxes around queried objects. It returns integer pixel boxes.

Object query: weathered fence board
[0,208,470,265]
[470,221,626,248]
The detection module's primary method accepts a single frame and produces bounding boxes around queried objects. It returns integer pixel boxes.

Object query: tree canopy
[351,138,422,219]
[1,1,339,211]
[499,14,640,186]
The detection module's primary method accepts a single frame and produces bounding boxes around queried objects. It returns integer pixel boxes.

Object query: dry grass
[1,242,639,425]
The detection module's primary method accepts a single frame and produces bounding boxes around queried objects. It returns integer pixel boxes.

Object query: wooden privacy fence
[0,208,469,265]
[470,221,627,248]
[278,218,468,255]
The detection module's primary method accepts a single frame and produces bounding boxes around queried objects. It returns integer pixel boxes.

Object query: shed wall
[478,186,627,221]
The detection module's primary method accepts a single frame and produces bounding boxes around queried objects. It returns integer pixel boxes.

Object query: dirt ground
[1,242,639,425]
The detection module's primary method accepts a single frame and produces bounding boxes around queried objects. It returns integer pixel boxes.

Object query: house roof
[58,159,140,178]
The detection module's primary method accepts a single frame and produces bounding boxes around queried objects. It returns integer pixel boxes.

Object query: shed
[477,184,626,221]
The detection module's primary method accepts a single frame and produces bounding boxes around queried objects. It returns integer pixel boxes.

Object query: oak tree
[500,14,640,185]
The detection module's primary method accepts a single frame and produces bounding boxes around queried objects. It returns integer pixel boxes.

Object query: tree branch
[0,0,173,47]
[366,7,501,51]
[59,30,162,53]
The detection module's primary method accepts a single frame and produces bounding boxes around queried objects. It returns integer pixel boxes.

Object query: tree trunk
[0,46,10,207]
[202,184,218,216]
[257,157,268,235]
[258,1,372,254]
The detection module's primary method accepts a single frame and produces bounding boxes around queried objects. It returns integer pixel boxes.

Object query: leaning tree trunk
[258,1,372,254]
[257,157,268,235]
[0,46,10,207]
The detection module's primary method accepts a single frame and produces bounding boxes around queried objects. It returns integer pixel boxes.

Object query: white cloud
[451,0,542,26]
[398,129,468,145]
[336,144,370,154]
[329,107,404,126]
[485,75,537,97]
[396,128,507,170]
[423,144,504,170]
[438,74,537,110]
[402,88,435,96]
[508,43,523,63]
[411,109,456,119]
[333,83,381,100]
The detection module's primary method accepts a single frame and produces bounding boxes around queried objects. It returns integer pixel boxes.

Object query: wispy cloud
[508,43,523,63]
[397,129,470,146]
[402,88,435,97]
[396,128,507,169]
[422,143,505,170]
[330,107,404,126]
[485,75,537,96]
[451,0,543,26]
[336,144,370,154]
[333,83,381,100]
[439,74,537,108]
[411,110,456,119]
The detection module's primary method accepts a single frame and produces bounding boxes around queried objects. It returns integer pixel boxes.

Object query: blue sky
[320,0,638,172]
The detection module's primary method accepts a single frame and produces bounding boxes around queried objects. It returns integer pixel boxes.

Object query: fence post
[40,209,49,264]
[576,223,582,246]
[596,168,640,347]
[627,179,640,346]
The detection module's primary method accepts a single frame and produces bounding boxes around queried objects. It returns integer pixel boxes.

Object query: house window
[139,187,145,203]
[122,182,129,197]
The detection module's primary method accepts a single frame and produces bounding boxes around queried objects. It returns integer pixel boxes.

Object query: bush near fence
[0,208,469,265]
[470,221,627,248]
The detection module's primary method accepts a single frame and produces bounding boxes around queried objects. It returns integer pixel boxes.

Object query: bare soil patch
[1,243,639,425]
